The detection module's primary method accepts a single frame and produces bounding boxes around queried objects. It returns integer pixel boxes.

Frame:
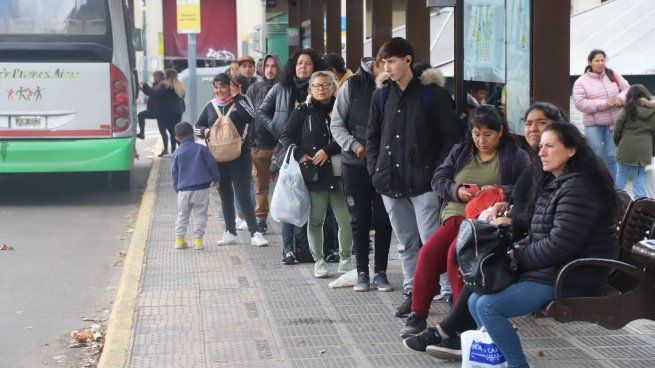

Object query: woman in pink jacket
[573,49,630,180]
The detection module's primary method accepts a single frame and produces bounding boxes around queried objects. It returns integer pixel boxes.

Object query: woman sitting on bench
[468,122,617,368]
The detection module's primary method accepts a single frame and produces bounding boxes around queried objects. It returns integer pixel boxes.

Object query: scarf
[212,95,233,107]
[292,77,309,104]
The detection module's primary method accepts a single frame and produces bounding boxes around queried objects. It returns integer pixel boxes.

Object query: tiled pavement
[125,159,655,368]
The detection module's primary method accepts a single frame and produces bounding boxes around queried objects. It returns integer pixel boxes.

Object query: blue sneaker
[257,220,268,234]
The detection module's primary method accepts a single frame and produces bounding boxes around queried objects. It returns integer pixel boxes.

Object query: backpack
[455,220,517,295]
[208,102,248,162]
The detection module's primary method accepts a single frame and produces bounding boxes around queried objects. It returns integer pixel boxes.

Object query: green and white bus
[0,0,139,189]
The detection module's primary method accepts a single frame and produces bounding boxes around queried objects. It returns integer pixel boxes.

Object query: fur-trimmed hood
[375,67,445,89]
[639,97,655,109]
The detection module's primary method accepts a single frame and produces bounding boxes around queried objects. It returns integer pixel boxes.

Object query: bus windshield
[0,0,109,35]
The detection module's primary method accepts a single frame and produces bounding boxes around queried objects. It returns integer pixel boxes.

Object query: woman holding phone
[400,105,530,338]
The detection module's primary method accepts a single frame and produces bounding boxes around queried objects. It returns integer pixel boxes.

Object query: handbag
[299,160,319,185]
[465,187,505,219]
[455,219,517,295]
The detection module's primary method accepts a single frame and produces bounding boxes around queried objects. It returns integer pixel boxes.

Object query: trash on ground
[1,244,14,251]
[328,269,358,288]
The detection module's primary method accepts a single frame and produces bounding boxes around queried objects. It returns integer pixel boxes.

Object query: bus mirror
[132,28,144,52]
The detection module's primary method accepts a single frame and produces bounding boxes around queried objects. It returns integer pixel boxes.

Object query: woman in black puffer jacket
[468,122,617,368]
[280,70,352,278]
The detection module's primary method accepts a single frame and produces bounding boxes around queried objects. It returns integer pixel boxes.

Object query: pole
[188,33,197,123]
[141,0,147,83]
[261,1,267,54]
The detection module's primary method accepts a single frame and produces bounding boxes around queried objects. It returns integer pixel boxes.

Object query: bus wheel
[109,171,131,191]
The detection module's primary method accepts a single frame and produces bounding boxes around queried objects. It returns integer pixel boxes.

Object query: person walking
[573,49,630,179]
[258,48,326,264]
[280,70,353,277]
[153,68,185,156]
[194,73,268,247]
[331,56,394,292]
[137,70,164,140]
[246,54,281,233]
[366,37,459,317]
[614,85,655,199]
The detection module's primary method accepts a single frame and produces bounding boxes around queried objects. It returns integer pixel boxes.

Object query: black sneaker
[395,291,412,318]
[257,220,268,234]
[402,327,442,353]
[157,150,169,157]
[400,312,427,338]
[426,335,462,361]
[324,251,340,263]
[136,132,145,140]
[282,251,297,265]
[373,271,393,292]
[353,272,370,292]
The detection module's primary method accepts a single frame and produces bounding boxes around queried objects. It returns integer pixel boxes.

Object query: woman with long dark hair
[468,122,617,368]
[400,105,530,338]
[258,48,326,264]
[573,49,630,179]
[614,84,655,198]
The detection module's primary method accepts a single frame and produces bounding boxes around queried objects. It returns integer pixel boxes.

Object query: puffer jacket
[366,68,459,198]
[572,70,630,127]
[515,172,616,296]
[613,98,655,166]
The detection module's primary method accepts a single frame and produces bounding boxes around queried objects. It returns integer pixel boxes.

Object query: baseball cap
[237,55,256,66]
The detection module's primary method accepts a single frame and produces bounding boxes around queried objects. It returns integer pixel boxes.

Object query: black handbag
[455,219,517,295]
[299,161,319,185]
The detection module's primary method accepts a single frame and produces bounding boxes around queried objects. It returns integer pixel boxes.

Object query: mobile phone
[462,183,480,197]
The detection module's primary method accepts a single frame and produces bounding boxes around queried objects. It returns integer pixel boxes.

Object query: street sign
[177,0,201,34]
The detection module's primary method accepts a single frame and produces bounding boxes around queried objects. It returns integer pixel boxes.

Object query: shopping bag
[461,329,508,368]
[270,145,311,227]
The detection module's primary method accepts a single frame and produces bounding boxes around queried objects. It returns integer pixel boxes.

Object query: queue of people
[139,41,652,367]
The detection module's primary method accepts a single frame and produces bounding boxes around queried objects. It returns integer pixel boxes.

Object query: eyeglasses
[311,82,333,90]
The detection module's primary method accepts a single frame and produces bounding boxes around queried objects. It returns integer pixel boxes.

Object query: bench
[541,193,655,329]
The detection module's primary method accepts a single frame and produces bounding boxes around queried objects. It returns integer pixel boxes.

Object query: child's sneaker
[251,232,269,247]
[193,238,204,250]
[175,237,187,249]
[216,232,238,245]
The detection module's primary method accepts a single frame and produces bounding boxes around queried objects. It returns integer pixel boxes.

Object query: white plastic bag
[328,269,358,288]
[270,145,311,227]
[461,329,508,368]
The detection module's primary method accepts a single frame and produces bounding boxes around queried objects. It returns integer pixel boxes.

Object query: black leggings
[217,150,258,235]
[440,286,477,336]
[158,112,182,152]
[137,109,157,134]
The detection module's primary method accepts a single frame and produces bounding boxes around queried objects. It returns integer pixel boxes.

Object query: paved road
[0,131,159,367]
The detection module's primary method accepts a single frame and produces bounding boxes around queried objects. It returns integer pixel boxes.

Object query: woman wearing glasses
[280,71,353,278]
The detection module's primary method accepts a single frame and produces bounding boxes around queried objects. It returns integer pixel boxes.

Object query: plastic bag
[328,269,358,288]
[461,329,508,368]
[270,145,311,227]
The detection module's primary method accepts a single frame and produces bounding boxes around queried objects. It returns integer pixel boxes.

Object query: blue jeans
[282,222,295,254]
[468,281,556,368]
[616,163,647,199]
[584,125,617,180]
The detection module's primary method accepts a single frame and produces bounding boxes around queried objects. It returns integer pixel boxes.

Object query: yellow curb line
[98,142,163,368]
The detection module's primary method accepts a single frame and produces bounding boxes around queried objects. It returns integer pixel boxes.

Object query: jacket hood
[375,67,445,89]
[358,57,376,77]
[262,53,281,83]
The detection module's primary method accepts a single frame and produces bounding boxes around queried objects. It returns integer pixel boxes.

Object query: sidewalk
[122,158,655,368]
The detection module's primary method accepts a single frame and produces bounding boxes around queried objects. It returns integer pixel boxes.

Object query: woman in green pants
[280,70,353,278]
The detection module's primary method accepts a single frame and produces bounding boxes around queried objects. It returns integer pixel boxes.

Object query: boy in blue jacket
[171,122,220,250]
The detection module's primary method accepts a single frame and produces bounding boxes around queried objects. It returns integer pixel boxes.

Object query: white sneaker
[236,217,249,231]
[314,259,329,278]
[251,232,269,247]
[216,232,238,245]
[338,257,355,273]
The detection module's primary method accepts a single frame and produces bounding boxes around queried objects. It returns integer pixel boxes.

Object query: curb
[97,151,162,368]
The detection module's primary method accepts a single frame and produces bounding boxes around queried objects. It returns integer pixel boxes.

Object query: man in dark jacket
[331,57,394,292]
[137,70,164,139]
[246,54,280,233]
[366,37,459,316]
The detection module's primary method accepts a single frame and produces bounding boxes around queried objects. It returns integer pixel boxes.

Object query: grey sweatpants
[176,188,210,238]
[382,191,441,292]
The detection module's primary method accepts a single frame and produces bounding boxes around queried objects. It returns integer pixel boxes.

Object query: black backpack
[455,220,517,294]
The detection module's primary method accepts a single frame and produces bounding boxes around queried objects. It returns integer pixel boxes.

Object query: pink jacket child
[573,70,630,127]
